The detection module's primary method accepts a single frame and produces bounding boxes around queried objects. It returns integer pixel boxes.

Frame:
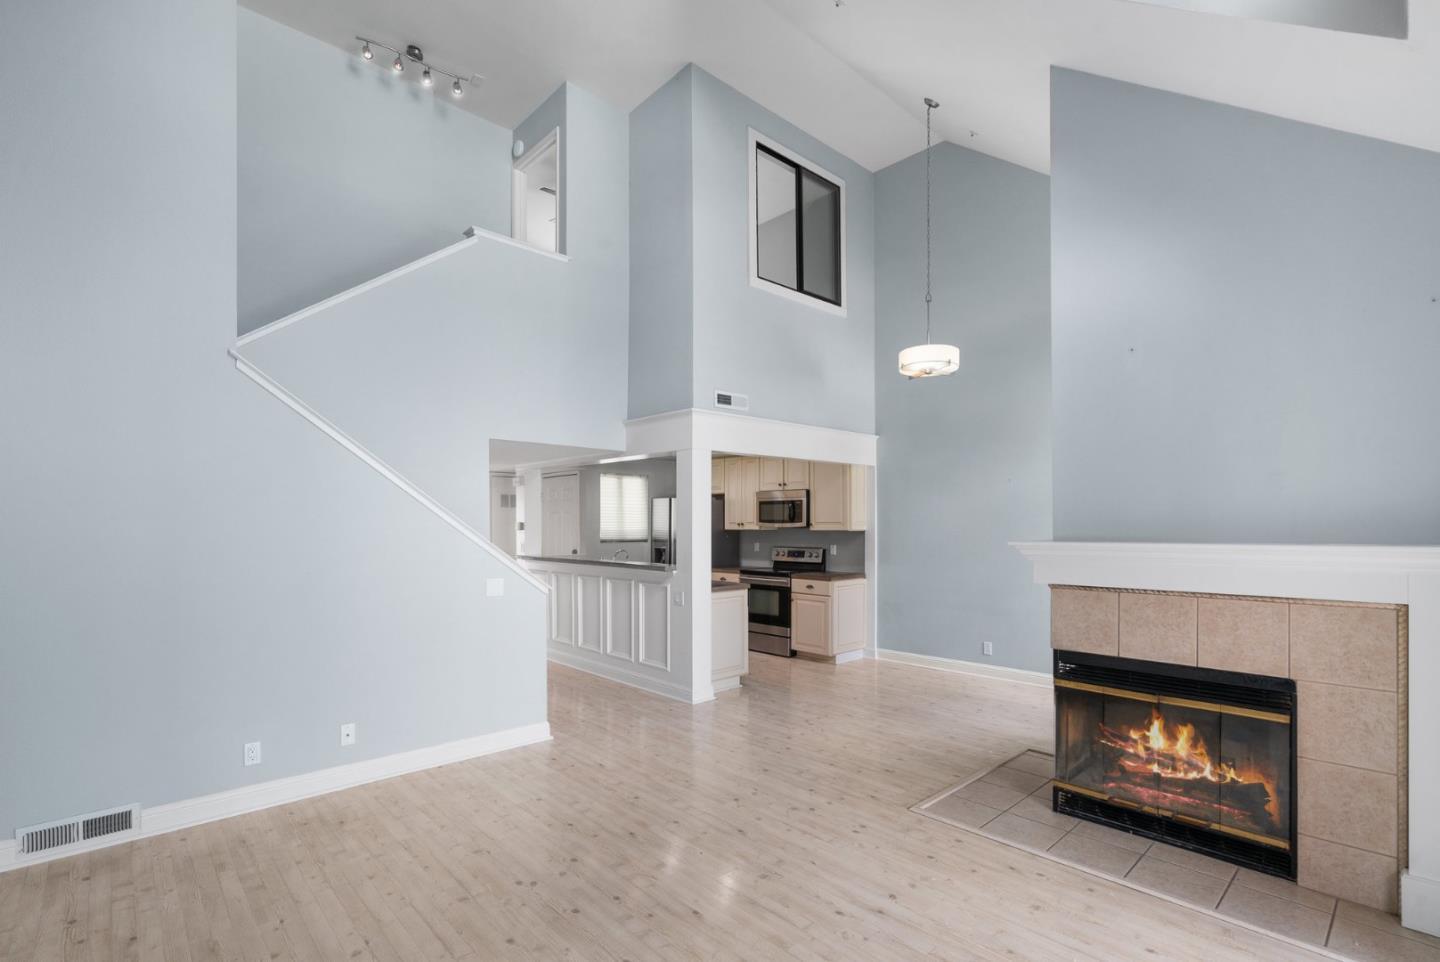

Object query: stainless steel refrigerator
[650,498,675,565]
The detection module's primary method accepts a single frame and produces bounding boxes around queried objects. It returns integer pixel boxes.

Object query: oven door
[756,490,808,528]
[742,574,792,656]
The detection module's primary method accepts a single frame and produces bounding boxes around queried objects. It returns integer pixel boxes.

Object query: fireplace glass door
[1053,651,1296,877]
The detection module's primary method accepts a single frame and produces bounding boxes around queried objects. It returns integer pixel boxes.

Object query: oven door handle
[740,575,791,587]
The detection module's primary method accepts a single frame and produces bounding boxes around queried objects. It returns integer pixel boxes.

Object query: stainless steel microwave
[756,489,808,528]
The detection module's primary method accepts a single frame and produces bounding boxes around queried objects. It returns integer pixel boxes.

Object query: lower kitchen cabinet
[790,577,866,657]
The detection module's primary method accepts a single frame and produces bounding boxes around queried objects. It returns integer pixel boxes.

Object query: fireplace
[1053,650,1297,879]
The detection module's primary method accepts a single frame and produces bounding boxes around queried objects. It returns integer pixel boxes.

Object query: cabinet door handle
[805,584,815,590]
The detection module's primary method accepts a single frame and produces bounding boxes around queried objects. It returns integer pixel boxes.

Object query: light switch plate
[486,577,504,597]
[674,591,686,607]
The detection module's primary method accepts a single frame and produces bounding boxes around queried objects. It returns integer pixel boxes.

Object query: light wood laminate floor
[0,656,1332,961]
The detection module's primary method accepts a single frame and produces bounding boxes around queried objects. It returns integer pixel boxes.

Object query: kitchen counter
[712,580,748,593]
[519,555,672,573]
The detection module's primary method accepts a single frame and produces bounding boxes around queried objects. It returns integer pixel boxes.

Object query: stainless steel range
[741,546,826,657]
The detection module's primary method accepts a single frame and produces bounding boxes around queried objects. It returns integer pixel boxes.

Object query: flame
[1098,708,1280,826]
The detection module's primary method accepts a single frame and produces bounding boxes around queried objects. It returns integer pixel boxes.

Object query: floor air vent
[17,805,139,857]
[714,390,749,411]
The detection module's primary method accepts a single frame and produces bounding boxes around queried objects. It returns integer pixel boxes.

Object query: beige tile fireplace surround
[1052,585,1407,913]
[1013,541,1440,939]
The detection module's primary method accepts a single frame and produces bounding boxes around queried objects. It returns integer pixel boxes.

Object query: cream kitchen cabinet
[758,458,812,491]
[791,577,867,658]
[722,456,761,530]
[808,462,868,531]
[712,457,725,495]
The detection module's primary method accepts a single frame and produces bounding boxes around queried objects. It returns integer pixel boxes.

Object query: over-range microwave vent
[714,390,749,412]
[16,804,139,857]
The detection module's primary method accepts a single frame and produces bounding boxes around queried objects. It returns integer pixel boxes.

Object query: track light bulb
[361,42,373,60]
[392,55,404,73]
[421,68,433,87]
[452,79,463,98]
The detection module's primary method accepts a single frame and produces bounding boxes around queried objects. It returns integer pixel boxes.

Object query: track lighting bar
[354,36,480,98]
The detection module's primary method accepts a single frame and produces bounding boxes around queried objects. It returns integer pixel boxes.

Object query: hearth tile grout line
[914,750,1365,961]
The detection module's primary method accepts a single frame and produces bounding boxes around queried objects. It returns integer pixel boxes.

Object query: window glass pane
[756,149,797,290]
[800,169,840,303]
[600,474,650,542]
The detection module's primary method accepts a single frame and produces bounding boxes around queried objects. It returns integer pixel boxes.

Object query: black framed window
[754,142,842,307]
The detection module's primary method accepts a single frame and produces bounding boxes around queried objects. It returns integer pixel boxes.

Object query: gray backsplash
[738,528,867,572]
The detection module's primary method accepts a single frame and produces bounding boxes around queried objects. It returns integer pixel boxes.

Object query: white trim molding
[0,722,551,874]
[624,408,877,467]
[878,648,1052,688]
[230,354,549,595]
[1012,540,1440,938]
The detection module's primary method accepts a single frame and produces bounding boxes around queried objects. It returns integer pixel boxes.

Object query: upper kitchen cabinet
[712,457,726,495]
[809,462,867,531]
[722,456,760,529]
[758,457,812,491]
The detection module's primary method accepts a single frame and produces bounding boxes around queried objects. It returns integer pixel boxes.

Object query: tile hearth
[914,750,1440,962]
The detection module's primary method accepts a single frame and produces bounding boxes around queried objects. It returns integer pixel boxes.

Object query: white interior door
[489,474,518,557]
[541,473,581,558]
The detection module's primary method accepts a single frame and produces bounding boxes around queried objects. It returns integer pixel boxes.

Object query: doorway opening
[512,129,560,253]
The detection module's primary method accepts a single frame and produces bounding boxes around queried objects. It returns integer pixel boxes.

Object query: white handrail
[229,350,549,595]
[236,226,568,348]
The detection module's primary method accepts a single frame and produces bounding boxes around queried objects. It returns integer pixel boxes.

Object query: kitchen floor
[1,657,1350,960]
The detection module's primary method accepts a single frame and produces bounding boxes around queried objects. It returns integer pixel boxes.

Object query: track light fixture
[355,36,480,100]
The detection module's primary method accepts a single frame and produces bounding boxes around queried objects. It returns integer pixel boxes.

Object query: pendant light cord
[924,97,937,345]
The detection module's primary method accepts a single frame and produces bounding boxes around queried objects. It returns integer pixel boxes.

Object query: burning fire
[1098,708,1280,827]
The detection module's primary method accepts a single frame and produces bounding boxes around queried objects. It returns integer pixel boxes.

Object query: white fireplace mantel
[1012,541,1440,937]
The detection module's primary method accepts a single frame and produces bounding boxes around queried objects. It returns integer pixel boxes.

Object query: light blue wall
[875,144,1053,672]
[690,67,877,433]
[0,0,546,837]
[1052,69,1440,544]
[623,65,876,431]
[239,83,631,533]
[237,8,513,335]
[628,68,695,419]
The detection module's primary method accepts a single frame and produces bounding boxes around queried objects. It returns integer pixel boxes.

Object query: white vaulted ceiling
[244,0,1440,174]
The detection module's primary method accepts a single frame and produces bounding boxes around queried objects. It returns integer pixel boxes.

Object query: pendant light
[898,97,961,379]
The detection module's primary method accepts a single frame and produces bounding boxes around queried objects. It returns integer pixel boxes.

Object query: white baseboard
[834,649,865,664]
[1402,871,1440,937]
[547,647,707,703]
[878,648,1052,688]
[0,721,551,874]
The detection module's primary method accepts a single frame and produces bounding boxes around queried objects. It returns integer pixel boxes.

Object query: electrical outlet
[674,591,686,607]
[486,577,504,597]
[982,642,994,657]
[339,723,356,747]
[753,543,760,552]
[244,741,262,766]
[830,544,839,555]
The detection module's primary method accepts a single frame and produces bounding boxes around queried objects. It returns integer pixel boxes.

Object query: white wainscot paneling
[526,560,682,701]
[577,574,603,651]
[550,572,575,645]
[605,578,636,661]
[639,581,671,670]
